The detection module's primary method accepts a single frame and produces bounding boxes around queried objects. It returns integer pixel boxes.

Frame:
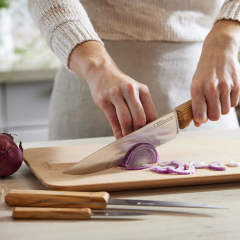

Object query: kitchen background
[0,0,60,143]
[0,0,240,143]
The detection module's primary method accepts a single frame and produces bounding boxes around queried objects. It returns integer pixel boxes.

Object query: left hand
[191,20,240,127]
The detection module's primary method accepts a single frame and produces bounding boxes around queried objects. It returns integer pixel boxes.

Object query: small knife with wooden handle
[12,207,146,220]
[5,189,228,210]
[63,100,193,175]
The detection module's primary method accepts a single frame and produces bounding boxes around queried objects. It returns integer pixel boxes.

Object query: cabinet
[0,81,53,143]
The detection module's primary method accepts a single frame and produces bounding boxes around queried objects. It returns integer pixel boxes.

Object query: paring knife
[12,207,147,220]
[5,189,227,210]
[63,100,193,175]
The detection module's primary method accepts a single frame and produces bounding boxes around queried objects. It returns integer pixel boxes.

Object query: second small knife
[12,207,147,220]
[5,189,228,210]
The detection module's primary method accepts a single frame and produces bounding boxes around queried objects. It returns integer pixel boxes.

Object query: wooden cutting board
[23,137,240,192]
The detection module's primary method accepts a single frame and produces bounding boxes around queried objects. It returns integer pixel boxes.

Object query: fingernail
[117,135,123,140]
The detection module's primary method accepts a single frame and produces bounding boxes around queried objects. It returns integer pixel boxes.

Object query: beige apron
[48,41,239,140]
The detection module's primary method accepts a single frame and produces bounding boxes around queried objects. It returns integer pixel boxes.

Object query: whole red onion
[0,133,23,178]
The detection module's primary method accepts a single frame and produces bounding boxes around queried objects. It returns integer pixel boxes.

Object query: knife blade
[5,189,228,210]
[63,100,193,175]
[12,207,147,220]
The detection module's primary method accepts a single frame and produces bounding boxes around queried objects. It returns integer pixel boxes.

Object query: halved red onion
[208,161,226,171]
[227,161,240,167]
[189,160,209,169]
[119,143,158,170]
[119,164,151,170]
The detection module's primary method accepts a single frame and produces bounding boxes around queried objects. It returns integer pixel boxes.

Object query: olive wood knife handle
[175,100,193,129]
[5,189,110,210]
[13,207,91,220]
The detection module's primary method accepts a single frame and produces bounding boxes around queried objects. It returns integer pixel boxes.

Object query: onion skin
[0,133,23,178]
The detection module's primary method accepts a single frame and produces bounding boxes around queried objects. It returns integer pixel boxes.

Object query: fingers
[102,103,123,139]
[191,84,208,126]
[108,88,133,136]
[192,76,239,127]
[122,83,157,132]
[230,72,240,107]
[219,81,231,115]
[139,85,158,123]
[205,82,221,121]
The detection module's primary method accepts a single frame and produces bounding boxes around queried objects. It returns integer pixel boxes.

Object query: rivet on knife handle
[175,100,193,129]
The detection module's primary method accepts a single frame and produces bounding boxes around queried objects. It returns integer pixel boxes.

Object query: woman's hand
[69,41,157,139]
[191,20,240,127]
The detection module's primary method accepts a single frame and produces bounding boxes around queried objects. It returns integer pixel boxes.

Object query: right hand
[69,41,157,139]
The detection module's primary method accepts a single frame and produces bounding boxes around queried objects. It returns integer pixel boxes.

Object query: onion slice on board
[149,166,170,174]
[167,161,196,175]
[150,160,196,175]
[208,161,226,171]
[118,143,158,170]
[227,161,240,167]
[189,160,209,169]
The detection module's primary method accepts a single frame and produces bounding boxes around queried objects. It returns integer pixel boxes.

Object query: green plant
[0,0,10,8]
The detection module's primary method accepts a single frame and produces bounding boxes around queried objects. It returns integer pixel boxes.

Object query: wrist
[69,41,115,83]
[206,20,240,52]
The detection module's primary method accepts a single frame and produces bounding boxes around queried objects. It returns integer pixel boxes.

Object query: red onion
[208,161,226,171]
[119,143,158,170]
[189,160,209,169]
[149,166,170,174]
[0,133,23,178]
[151,160,196,175]
[159,161,172,166]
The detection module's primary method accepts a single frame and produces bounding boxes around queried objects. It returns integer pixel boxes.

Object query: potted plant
[0,0,14,59]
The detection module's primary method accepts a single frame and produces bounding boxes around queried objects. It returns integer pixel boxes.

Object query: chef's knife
[63,100,193,175]
[12,207,147,220]
[5,189,227,210]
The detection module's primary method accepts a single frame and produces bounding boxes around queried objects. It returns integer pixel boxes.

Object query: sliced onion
[119,143,158,170]
[151,161,196,175]
[159,161,172,166]
[189,160,209,169]
[227,161,240,167]
[208,161,226,171]
[149,166,170,174]
[168,163,196,175]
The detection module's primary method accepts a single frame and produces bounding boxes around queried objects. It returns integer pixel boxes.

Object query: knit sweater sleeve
[27,0,103,69]
[216,0,240,22]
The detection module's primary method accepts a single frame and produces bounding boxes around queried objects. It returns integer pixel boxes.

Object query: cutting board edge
[33,173,240,192]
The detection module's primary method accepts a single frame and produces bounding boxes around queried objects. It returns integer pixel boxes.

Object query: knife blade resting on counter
[12,207,147,220]
[5,189,228,210]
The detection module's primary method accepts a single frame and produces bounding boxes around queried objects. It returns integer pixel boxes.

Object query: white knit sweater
[28,0,240,68]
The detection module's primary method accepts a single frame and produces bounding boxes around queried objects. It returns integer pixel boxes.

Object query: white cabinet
[0,81,53,143]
